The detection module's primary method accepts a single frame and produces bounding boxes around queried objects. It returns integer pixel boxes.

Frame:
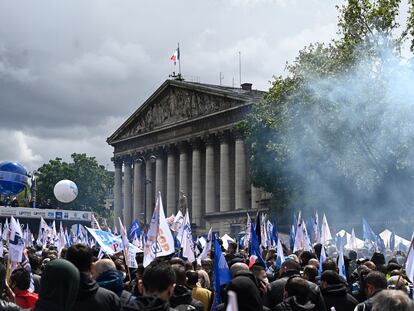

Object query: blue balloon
[0,161,29,196]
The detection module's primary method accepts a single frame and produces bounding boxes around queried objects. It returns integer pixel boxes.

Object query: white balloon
[54,180,78,203]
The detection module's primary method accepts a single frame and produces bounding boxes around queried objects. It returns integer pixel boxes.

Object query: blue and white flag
[211,234,231,310]
[198,227,212,264]
[276,238,285,269]
[181,209,195,262]
[86,227,124,254]
[249,222,267,268]
[362,218,377,249]
[319,246,326,275]
[128,220,141,241]
[9,216,24,263]
[290,224,295,251]
[338,250,346,279]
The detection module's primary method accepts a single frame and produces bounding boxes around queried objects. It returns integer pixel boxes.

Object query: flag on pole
[245,213,252,248]
[338,249,346,279]
[9,216,24,263]
[319,246,326,275]
[170,46,180,65]
[290,224,295,251]
[143,192,175,267]
[181,209,195,262]
[128,220,141,240]
[390,231,395,251]
[320,214,332,244]
[198,227,212,264]
[211,234,231,310]
[249,222,267,268]
[171,210,184,232]
[313,212,320,244]
[405,236,414,283]
[276,238,285,269]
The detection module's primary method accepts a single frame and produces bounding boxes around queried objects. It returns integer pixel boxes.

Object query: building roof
[107,79,266,145]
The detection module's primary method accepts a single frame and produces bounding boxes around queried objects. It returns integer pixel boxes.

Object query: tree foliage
[242,0,414,226]
[35,153,112,218]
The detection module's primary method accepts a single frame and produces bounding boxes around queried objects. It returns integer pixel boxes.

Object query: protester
[123,260,176,311]
[371,289,414,311]
[9,268,38,309]
[274,276,316,311]
[33,259,80,311]
[66,244,121,311]
[354,271,387,311]
[170,264,204,311]
[0,262,22,311]
[186,270,212,311]
[319,270,358,311]
[93,258,133,305]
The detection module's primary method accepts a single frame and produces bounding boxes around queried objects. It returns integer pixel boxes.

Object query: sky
[0,0,342,172]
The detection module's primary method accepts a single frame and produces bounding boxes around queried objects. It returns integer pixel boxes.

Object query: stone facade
[107,79,271,235]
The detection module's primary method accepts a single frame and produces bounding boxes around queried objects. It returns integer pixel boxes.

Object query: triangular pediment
[108,80,264,144]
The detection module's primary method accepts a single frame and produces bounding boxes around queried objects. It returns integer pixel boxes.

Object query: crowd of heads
[0,236,412,311]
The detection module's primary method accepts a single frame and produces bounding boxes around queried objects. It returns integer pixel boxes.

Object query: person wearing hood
[274,277,316,311]
[265,260,326,311]
[33,259,79,311]
[93,258,133,305]
[66,244,121,311]
[123,260,177,311]
[9,268,38,309]
[170,264,204,311]
[320,270,358,311]
[222,271,265,311]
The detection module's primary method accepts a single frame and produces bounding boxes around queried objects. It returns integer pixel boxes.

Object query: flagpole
[177,42,181,77]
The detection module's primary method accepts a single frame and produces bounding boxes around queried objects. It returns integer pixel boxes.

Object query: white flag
[172,210,184,233]
[405,237,414,283]
[226,290,239,311]
[245,214,252,248]
[143,192,175,267]
[181,209,195,263]
[338,250,346,279]
[276,238,285,268]
[198,227,212,264]
[320,214,332,244]
[91,214,102,230]
[293,215,304,252]
[9,216,23,263]
[2,219,9,241]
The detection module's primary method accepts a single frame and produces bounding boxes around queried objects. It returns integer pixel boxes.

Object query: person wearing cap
[320,270,358,311]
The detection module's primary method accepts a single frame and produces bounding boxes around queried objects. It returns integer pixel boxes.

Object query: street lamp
[137,154,156,227]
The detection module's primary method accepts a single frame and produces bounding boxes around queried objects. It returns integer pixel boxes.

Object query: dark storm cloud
[0,0,339,170]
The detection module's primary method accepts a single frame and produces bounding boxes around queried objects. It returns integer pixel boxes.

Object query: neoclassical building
[107,79,271,235]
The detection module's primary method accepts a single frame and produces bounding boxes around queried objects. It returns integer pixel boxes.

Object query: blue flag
[211,234,231,310]
[255,212,261,246]
[128,220,141,240]
[271,217,279,246]
[250,223,267,268]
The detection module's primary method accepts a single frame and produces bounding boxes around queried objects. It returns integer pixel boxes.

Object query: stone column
[178,143,188,196]
[251,185,260,209]
[113,158,123,230]
[123,158,133,227]
[133,157,143,223]
[145,160,153,223]
[155,150,165,201]
[219,134,231,212]
[166,146,177,217]
[235,135,247,210]
[191,140,202,226]
[205,136,215,214]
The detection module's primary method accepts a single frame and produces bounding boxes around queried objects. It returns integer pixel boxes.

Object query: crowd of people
[0,238,412,311]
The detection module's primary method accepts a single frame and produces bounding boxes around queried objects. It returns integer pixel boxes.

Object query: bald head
[230,262,249,277]
[93,259,116,279]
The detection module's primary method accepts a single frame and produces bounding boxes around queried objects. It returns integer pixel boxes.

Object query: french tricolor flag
[170,47,180,65]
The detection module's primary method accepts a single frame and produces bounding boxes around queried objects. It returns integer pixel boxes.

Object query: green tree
[35,153,113,218]
[242,0,414,227]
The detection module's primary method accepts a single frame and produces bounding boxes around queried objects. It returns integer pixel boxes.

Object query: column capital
[177,141,189,153]
[189,138,202,150]
[204,134,216,146]
[233,129,245,140]
[122,155,133,165]
[112,157,123,167]
[165,144,177,155]
[217,131,231,143]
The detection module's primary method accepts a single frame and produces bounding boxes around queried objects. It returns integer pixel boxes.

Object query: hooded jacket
[224,272,264,311]
[34,259,80,311]
[96,269,133,305]
[72,272,121,311]
[169,285,204,311]
[321,283,358,311]
[274,296,316,311]
[123,295,177,311]
[265,270,326,311]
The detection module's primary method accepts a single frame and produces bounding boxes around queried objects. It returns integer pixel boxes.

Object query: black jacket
[321,284,358,311]
[354,290,383,311]
[265,271,326,311]
[170,285,204,311]
[123,296,177,311]
[274,296,316,311]
[72,272,121,311]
